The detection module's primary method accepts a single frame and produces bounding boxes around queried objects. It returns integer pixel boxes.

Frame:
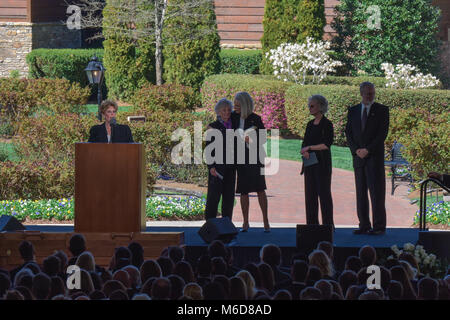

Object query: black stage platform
[23,225,422,270]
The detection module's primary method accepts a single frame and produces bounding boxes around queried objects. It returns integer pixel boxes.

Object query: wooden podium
[75,143,146,233]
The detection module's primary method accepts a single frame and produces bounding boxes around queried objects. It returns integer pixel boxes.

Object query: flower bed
[146,196,206,220]
[0,196,206,222]
[413,201,450,227]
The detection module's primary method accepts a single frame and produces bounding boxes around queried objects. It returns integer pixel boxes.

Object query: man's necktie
[361,106,368,131]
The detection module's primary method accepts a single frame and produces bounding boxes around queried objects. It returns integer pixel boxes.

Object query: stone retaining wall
[0,22,81,78]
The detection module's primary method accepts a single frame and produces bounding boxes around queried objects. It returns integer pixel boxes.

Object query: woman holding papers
[232,92,270,233]
[204,98,237,221]
[300,95,334,229]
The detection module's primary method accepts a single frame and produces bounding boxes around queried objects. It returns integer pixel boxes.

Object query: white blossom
[381,63,440,89]
[267,38,343,85]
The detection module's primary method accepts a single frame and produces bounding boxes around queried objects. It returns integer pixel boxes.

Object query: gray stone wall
[0,22,33,78]
[32,23,82,49]
[0,22,82,78]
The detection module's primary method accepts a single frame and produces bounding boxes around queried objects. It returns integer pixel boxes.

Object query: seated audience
[344,256,363,273]
[358,245,377,267]
[260,244,290,284]
[183,282,203,300]
[309,249,335,280]
[9,241,36,281]
[3,235,448,301]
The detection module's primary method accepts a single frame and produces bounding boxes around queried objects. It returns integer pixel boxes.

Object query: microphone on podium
[110,118,117,143]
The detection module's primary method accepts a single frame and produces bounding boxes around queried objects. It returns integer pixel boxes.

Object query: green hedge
[285,84,450,144]
[26,49,103,86]
[201,74,388,129]
[0,78,90,130]
[201,74,291,129]
[132,83,201,114]
[220,49,262,74]
[285,84,450,178]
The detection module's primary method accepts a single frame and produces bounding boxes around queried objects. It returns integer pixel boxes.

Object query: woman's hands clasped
[301,146,310,159]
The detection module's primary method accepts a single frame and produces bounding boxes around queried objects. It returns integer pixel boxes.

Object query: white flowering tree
[381,63,441,90]
[266,37,342,85]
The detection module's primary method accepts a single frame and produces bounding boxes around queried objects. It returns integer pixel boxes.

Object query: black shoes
[368,229,386,235]
[353,228,370,235]
[353,228,386,235]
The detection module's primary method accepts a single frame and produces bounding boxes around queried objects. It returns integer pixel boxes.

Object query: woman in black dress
[204,98,237,220]
[233,92,270,232]
[300,95,334,228]
[88,100,133,143]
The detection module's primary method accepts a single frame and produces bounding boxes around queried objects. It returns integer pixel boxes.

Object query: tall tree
[73,0,218,88]
[331,0,441,76]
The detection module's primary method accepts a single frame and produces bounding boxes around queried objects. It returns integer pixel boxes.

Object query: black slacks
[304,165,334,227]
[205,167,236,220]
[354,157,386,231]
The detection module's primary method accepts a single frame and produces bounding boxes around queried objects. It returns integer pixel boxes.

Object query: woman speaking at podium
[88,100,134,143]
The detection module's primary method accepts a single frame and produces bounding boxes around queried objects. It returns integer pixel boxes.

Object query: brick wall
[215,0,265,48]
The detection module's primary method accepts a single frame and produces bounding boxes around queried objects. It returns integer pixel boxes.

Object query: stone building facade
[0,0,81,77]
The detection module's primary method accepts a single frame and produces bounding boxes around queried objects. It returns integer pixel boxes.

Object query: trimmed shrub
[297,0,326,41]
[332,0,441,77]
[132,83,201,114]
[261,0,299,75]
[0,160,75,200]
[103,0,155,101]
[201,74,386,130]
[201,74,291,129]
[163,0,221,91]
[26,49,104,86]
[260,0,325,75]
[0,78,90,125]
[117,110,213,186]
[389,108,449,180]
[220,49,262,74]
[13,113,98,163]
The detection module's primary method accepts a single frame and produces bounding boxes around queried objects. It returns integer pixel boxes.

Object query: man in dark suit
[345,82,389,235]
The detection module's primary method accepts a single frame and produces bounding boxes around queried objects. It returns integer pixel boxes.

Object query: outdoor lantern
[85,56,106,120]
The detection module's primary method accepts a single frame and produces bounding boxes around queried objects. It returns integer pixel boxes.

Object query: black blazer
[205,119,236,174]
[345,102,389,168]
[88,123,134,143]
[231,111,266,167]
[301,116,334,175]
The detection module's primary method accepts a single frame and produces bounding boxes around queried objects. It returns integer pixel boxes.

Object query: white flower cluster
[381,63,441,89]
[389,243,437,269]
[267,37,343,85]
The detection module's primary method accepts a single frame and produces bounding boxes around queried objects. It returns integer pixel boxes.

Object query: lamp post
[85,56,106,121]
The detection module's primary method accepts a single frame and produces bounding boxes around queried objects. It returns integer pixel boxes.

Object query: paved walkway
[231,158,417,228]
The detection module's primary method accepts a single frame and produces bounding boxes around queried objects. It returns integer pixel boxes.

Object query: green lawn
[0,142,19,161]
[84,104,133,113]
[266,137,353,171]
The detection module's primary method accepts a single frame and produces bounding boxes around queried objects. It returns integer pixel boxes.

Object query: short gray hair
[360,82,375,93]
[214,98,233,115]
[308,94,329,114]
